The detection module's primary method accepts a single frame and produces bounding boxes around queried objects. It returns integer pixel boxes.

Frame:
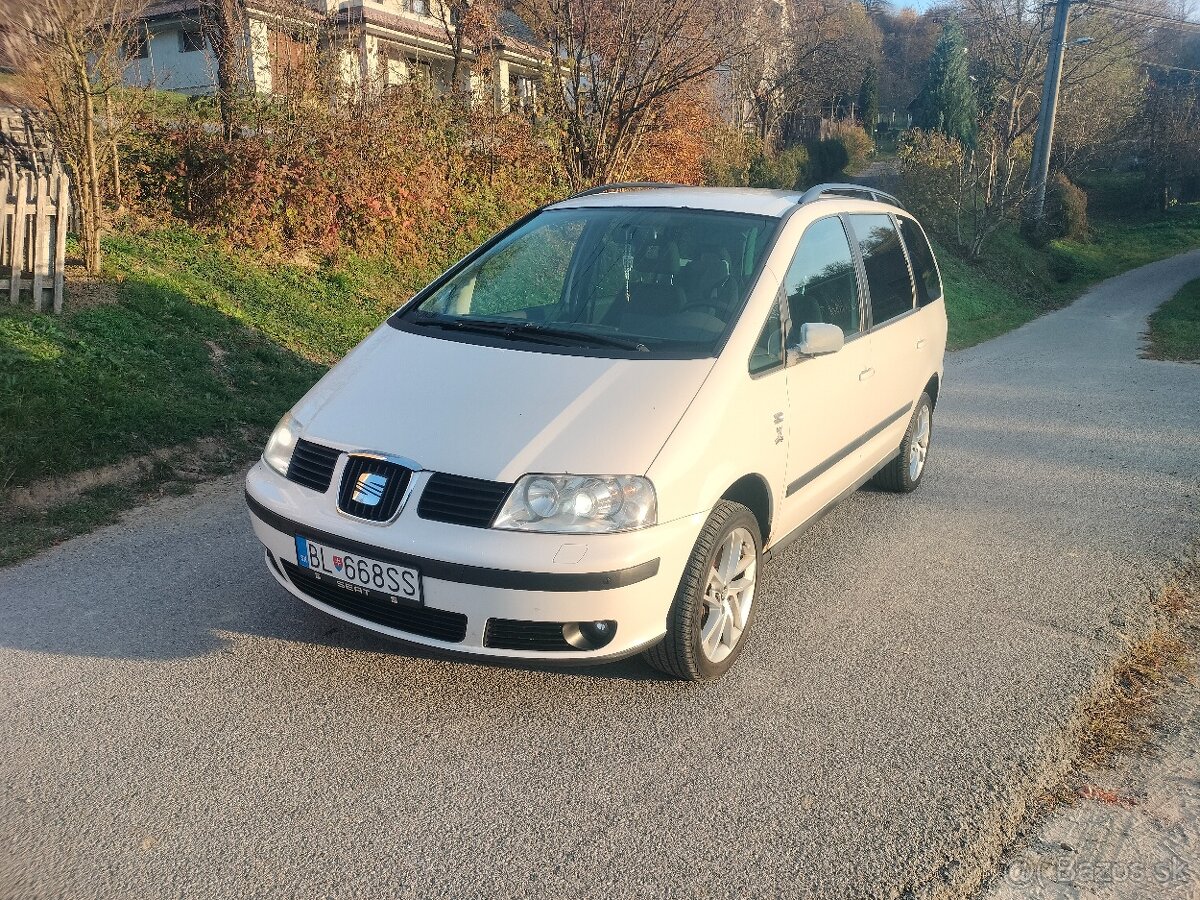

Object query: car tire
[644,500,761,681]
[872,392,933,493]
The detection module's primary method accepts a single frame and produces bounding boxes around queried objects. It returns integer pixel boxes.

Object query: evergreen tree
[858,66,880,133]
[914,21,977,147]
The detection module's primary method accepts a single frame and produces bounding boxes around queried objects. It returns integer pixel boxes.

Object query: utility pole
[1028,0,1072,222]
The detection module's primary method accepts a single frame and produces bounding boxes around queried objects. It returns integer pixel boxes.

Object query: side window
[898,217,943,306]
[749,301,785,375]
[782,217,861,338]
[849,214,915,325]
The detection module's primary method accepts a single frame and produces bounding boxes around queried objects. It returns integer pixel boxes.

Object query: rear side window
[782,216,862,338]
[849,214,915,325]
[898,217,942,306]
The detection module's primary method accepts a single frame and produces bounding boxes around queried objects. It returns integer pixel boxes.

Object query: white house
[123,0,543,109]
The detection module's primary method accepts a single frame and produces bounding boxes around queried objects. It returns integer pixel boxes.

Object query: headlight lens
[493,474,657,533]
[263,412,302,477]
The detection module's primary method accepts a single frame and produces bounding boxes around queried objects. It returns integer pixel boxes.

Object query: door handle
[916,338,927,350]
[859,367,875,381]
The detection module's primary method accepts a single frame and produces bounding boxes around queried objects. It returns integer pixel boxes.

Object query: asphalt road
[3,251,1199,900]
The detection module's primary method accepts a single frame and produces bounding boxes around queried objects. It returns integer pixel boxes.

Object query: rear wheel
[644,500,761,680]
[872,392,933,493]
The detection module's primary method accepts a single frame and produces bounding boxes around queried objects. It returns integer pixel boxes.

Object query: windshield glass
[401,207,778,356]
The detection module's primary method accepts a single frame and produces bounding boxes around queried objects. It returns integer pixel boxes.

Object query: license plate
[295,536,422,606]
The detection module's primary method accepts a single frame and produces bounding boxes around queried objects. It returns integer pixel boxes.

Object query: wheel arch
[720,474,773,545]
[923,372,940,408]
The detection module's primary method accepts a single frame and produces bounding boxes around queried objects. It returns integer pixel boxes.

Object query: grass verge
[938,202,1200,349]
[1034,553,1198,808]
[1145,277,1200,362]
[0,227,429,566]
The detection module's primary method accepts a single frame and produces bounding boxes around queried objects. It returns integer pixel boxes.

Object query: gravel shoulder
[2,250,1199,900]
[987,670,1199,899]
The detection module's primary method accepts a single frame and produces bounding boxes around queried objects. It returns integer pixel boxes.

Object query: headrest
[689,248,732,281]
[634,240,681,276]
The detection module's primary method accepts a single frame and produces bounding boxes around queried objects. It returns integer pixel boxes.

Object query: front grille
[286,439,341,493]
[282,561,467,643]
[337,456,412,522]
[418,473,511,528]
[484,618,574,652]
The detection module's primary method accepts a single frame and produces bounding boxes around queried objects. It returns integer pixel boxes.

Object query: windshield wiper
[519,324,650,352]
[412,314,649,352]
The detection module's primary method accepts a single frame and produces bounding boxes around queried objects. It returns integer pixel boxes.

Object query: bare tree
[936,0,1153,250]
[518,0,732,189]
[15,0,146,274]
[198,0,249,140]
[436,0,501,95]
[722,0,880,147]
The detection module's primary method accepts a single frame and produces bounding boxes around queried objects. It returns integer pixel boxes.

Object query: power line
[1060,1,1200,31]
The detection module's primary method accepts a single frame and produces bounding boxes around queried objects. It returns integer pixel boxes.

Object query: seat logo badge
[352,472,388,506]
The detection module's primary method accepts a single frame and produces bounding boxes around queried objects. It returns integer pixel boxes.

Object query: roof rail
[798,182,904,209]
[565,181,682,200]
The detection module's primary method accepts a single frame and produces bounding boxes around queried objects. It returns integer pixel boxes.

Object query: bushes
[747,145,811,189]
[808,138,849,182]
[808,122,874,182]
[122,88,565,268]
[826,121,874,174]
[1044,173,1089,241]
[896,128,965,230]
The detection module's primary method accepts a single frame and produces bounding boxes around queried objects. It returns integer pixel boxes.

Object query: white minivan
[245,183,947,679]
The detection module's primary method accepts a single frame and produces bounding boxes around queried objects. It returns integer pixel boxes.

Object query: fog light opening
[563,620,617,651]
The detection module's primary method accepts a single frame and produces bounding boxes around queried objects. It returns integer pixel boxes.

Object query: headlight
[263,412,302,477]
[493,474,657,533]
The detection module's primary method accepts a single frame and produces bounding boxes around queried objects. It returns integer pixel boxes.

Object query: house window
[178,28,204,53]
[125,29,149,60]
[510,75,536,111]
[406,0,429,15]
[408,57,434,84]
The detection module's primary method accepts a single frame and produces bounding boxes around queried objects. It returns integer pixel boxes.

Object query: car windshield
[401,207,778,357]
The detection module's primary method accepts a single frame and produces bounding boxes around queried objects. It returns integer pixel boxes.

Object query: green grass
[0,227,432,563]
[1146,277,1200,361]
[939,202,1200,349]
[0,228,427,493]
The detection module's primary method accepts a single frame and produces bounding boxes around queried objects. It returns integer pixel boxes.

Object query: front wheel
[644,500,761,680]
[872,392,933,493]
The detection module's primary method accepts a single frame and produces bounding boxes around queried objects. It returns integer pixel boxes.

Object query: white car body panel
[244,187,948,662]
[297,326,716,484]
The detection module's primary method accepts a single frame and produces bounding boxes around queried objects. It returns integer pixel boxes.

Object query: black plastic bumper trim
[246,492,660,592]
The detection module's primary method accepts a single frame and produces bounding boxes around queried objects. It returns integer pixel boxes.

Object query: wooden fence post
[53,166,69,314]
[0,155,71,313]
[9,169,27,306]
[32,172,49,312]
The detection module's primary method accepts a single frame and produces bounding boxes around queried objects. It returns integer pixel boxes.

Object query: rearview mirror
[792,322,844,359]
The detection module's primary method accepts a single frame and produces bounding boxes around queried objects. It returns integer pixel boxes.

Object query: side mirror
[789,322,844,362]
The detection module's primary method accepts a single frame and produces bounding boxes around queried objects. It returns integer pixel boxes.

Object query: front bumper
[245,461,703,661]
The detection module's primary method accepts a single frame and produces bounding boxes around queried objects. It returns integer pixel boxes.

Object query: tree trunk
[105,91,121,205]
[207,0,246,141]
[73,49,103,274]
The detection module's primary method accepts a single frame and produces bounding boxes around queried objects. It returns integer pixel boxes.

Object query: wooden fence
[1,158,70,314]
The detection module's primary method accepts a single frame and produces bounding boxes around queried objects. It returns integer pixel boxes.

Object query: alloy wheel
[699,527,757,664]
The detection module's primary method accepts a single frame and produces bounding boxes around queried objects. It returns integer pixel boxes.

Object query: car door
[896,215,947,387]
[846,213,920,458]
[775,215,876,537]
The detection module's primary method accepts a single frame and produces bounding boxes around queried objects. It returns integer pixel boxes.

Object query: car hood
[295,326,716,482]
